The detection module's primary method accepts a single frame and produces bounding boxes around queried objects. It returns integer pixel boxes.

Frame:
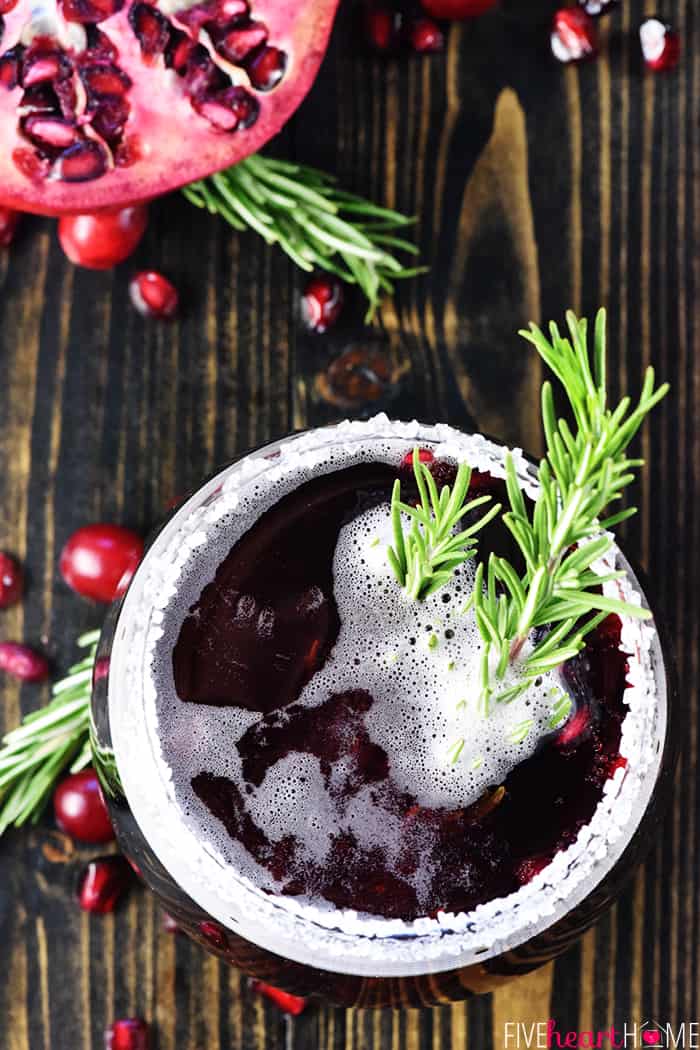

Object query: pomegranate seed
[105,1018,149,1050]
[129,270,179,319]
[128,3,171,59]
[61,0,125,24]
[198,919,227,950]
[300,275,344,333]
[53,768,114,843]
[81,64,132,97]
[215,22,268,63]
[53,140,109,182]
[362,3,403,53]
[0,642,49,682]
[419,0,498,18]
[245,45,287,91]
[0,552,23,606]
[577,0,618,15]
[0,0,18,12]
[640,18,680,73]
[551,9,598,64]
[58,205,148,270]
[251,981,308,1015]
[407,17,444,54]
[555,704,590,749]
[514,856,549,885]
[77,855,133,913]
[401,447,434,468]
[191,86,259,131]
[161,911,179,933]
[0,45,22,88]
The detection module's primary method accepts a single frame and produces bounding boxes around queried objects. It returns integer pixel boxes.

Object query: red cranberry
[577,0,618,15]
[77,855,133,913]
[251,981,308,1015]
[300,275,344,333]
[105,1018,149,1050]
[58,205,148,270]
[401,447,434,469]
[129,270,179,320]
[0,206,19,247]
[60,523,143,603]
[407,17,444,53]
[419,0,497,18]
[640,18,680,72]
[551,9,598,63]
[362,3,403,53]
[0,641,49,681]
[0,552,24,607]
[53,768,114,844]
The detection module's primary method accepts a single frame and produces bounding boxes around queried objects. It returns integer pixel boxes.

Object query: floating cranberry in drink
[91,312,676,1007]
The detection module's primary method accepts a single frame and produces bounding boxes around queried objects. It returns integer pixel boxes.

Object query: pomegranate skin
[58,205,148,269]
[53,768,115,843]
[0,205,19,246]
[419,0,498,19]
[0,551,23,607]
[60,523,143,603]
[105,1019,150,1050]
[251,981,308,1015]
[0,641,49,681]
[0,0,340,216]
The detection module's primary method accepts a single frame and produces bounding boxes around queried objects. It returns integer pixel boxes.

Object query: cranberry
[77,855,133,913]
[640,18,680,73]
[407,17,444,53]
[362,3,403,53]
[105,1018,149,1050]
[400,447,434,469]
[300,275,344,333]
[551,9,598,63]
[251,981,308,1015]
[0,206,19,247]
[53,768,114,843]
[0,552,23,607]
[419,0,498,18]
[577,0,618,15]
[58,205,148,270]
[129,270,179,320]
[0,641,49,681]
[60,523,143,603]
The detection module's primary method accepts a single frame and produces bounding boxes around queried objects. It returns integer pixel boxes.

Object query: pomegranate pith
[0,551,23,606]
[0,204,19,245]
[0,0,340,215]
[105,1018,149,1050]
[419,0,498,19]
[0,641,49,681]
[53,768,115,843]
[60,523,143,602]
[129,269,178,318]
[77,854,133,912]
[58,203,148,268]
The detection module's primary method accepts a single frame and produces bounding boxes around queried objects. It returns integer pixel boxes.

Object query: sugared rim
[106,416,668,978]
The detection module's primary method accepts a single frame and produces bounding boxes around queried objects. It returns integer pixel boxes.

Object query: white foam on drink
[108,417,665,975]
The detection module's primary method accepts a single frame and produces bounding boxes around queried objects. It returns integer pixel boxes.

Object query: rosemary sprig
[388,447,502,601]
[0,630,98,836]
[183,154,425,320]
[473,309,668,710]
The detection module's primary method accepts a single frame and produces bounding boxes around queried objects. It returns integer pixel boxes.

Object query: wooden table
[1,1,696,1046]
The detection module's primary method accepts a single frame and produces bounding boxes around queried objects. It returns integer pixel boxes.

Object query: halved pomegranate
[0,0,339,215]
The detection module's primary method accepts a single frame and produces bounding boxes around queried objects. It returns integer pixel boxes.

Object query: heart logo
[642,1033,662,1046]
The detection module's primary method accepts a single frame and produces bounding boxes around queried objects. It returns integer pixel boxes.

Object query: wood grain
[0,0,697,1045]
